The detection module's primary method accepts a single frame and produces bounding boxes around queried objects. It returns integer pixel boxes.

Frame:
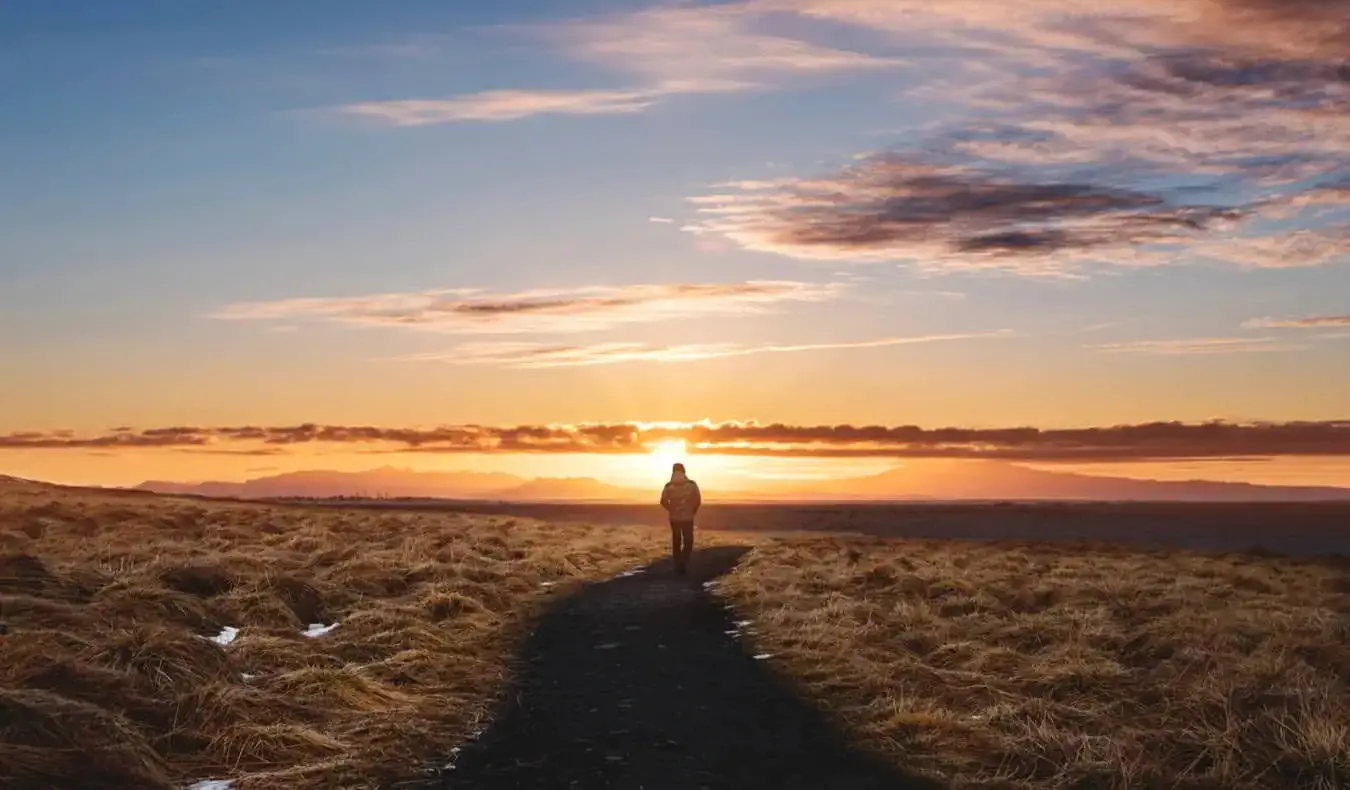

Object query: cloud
[1083,318,1138,333]
[1090,337,1299,355]
[213,281,842,335]
[768,0,1348,63]
[1188,228,1350,270]
[340,81,749,125]
[341,4,900,124]
[1245,315,1350,329]
[688,156,1244,275]
[399,330,1012,368]
[678,0,1350,274]
[549,4,903,83]
[342,88,659,125]
[5,420,1348,461]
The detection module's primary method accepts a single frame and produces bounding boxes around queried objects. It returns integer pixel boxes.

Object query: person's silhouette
[659,462,702,574]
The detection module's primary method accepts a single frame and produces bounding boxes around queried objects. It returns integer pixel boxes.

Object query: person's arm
[693,482,703,513]
[660,483,671,511]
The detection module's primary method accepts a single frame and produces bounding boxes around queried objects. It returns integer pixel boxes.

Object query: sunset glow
[1,1,1347,495]
[9,9,1350,786]
[649,440,690,480]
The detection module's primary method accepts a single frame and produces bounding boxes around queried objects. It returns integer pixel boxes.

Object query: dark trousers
[670,520,694,572]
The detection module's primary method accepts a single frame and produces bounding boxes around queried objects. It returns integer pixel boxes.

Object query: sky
[1,0,1348,490]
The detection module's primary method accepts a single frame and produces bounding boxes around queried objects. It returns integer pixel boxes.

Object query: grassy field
[715,536,1350,790]
[5,478,1349,790]
[0,478,666,789]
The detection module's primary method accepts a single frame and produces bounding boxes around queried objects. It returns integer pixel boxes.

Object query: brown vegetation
[0,479,665,789]
[715,537,1350,789]
[6,474,1347,790]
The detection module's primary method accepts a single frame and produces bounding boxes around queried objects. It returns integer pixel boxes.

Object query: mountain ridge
[133,462,1350,502]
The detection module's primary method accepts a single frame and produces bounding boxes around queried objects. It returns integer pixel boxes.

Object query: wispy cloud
[214,281,841,335]
[1090,337,1299,355]
[770,0,1349,73]
[1245,314,1350,329]
[339,3,901,124]
[1188,228,1350,271]
[342,88,658,125]
[6,419,1348,461]
[548,4,902,83]
[341,80,750,125]
[1083,318,1138,333]
[398,330,1011,368]
[680,0,1350,275]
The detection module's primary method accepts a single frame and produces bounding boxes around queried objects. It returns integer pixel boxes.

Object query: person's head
[672,462,686,475]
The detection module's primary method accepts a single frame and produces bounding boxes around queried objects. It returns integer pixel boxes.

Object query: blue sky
[1,0,1348,485]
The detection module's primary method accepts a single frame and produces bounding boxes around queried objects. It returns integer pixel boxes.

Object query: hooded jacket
[660,469,702,522]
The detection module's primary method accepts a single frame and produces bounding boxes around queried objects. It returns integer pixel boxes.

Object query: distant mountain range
[134,462,1350,503]
[137,467,646,502]
[770,461,1350,502]
[137,468,530,500]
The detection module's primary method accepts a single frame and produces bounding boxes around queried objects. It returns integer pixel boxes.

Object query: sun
[649,439,688,478]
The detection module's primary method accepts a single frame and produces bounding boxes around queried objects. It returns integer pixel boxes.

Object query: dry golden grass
[0,478,667,789]
[716,536,1350,790]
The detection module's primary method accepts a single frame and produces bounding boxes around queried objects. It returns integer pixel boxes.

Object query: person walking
[660,462,702,574]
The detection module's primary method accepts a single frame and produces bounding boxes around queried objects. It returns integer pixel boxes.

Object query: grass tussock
[0,479,666,789]
[0,688,174,790]
[717,537,1350,790]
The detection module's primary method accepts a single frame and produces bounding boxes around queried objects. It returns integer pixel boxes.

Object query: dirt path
[420,546,942,790]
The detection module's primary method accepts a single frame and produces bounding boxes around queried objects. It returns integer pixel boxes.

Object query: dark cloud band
[3,420,1347,461]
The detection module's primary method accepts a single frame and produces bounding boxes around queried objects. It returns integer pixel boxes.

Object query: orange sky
[5,445,1349,491]
[4,1,1350,494]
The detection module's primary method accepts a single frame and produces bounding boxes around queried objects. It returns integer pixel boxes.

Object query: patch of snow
[539,581,556,588]
[612,568,645,579]
[753,653,773,660]
[187,781,233,790]
[596,642,621,650]
[302,622,338,638]
[205,626,239,647]
[727,620,760,640]
[240,673,259,682]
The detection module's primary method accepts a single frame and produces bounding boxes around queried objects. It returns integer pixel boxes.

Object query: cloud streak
[1245,315,1350,329]
[341,80,750,125]
[341,4,901,124]
[213,281,842,334]
[549,4,902,82]
[688,157,1245,275]
[4,420,1348,461]
[1090,337,1299,355]
[399,330,1011,368]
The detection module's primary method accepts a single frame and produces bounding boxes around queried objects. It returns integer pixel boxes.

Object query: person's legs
[670,521,693,573]
[669,521,683,571]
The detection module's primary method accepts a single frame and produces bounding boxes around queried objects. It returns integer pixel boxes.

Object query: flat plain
[0,478,667,789]
[2,479,1348,789]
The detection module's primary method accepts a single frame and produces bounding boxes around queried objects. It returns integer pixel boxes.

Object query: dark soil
[420,545,943,790]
